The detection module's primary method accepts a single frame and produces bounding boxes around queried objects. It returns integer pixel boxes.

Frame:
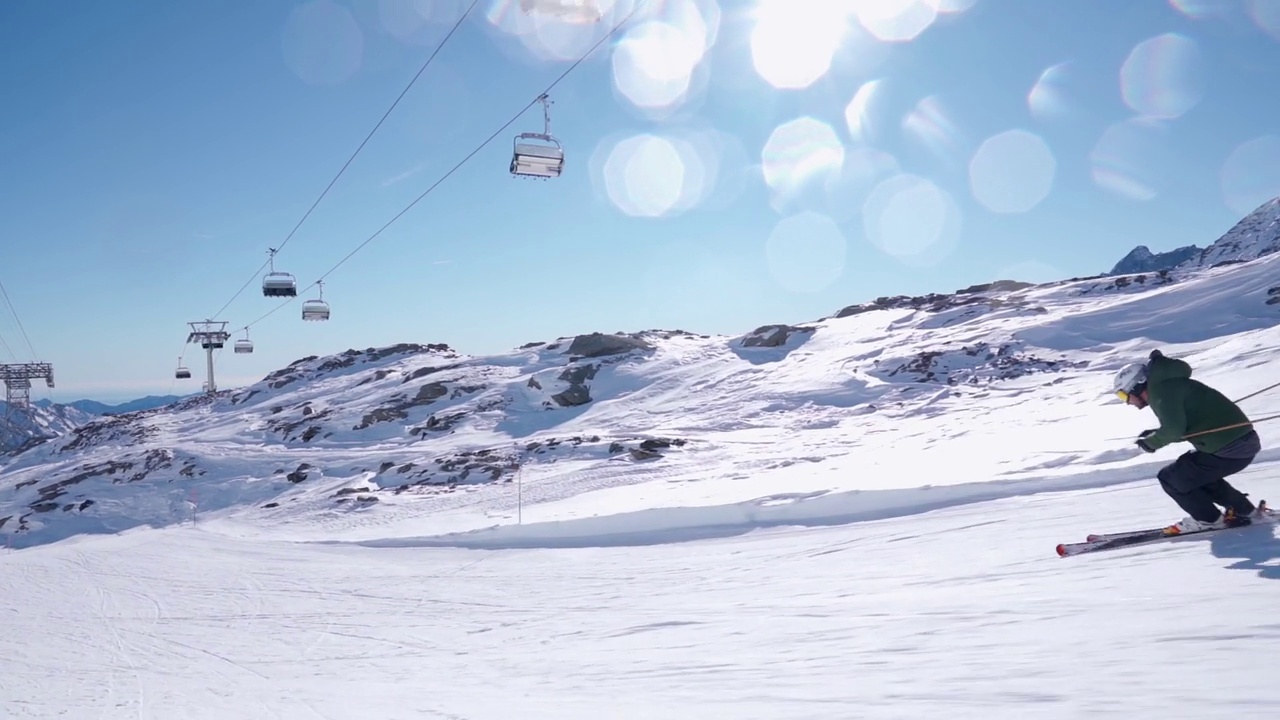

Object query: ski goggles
[1116,389,1132,403]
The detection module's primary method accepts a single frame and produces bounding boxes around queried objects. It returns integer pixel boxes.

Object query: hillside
[3,247,1280,548]
[0,402,95,456]
[4,249,1280,718]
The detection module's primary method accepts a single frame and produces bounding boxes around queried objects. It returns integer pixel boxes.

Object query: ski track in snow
[4,469,1280,718]
[4,247,1280,716]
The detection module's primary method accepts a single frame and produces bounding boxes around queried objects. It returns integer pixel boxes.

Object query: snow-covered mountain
[34,394,187,416]
[1108,243,1200,275]
[1178,196,1280,269]
[8,239,1280,716]
[4,245,1280,548]
[0,402,95,456]
[1106,195,1280,275]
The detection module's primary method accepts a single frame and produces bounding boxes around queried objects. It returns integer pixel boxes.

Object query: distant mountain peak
[1107,195,1280,276]
[1109,244,1200,276]
[1177,196,1280,270]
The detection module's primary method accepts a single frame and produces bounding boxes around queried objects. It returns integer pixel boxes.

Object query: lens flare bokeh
[765,211,848,294]
[968,129,1057,214]
[281,0,364,86]
[902,96,967,168]
[612,0,719,114]
[761,117,845,212]
[1027,62,1071,122]
[855,0,938,43]
[1119,32,1205,120]
[1246,0,1280,40]
[862,173,963,265]
[1220,135,1280,216]
[750,0,850,89]
[844,79,889,144]
[1090,118,1174,201]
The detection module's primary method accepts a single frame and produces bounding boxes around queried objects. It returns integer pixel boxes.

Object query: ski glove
[1136,429,1157,453]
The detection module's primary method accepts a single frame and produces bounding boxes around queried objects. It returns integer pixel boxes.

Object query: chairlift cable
[0,276,38,361]
[0,329,16,364]
[235,1,645,334]
[206,0,483,322]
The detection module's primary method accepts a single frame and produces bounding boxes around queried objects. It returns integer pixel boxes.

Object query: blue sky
[1,0,1279,403]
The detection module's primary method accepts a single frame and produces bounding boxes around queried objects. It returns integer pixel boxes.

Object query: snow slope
[0,401,94,455]
[4,244,1280,718]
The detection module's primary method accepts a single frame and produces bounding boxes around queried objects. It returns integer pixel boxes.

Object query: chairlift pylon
[510,94,564,179]
[262,247,297,297]
[301,280,330,321]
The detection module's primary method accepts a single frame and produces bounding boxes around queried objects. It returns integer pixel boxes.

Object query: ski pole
[1180,421,1254,440]
[1179,412,1280,440]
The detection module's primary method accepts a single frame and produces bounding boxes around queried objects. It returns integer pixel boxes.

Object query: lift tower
[186,321,230,395]
[0,362,54,408]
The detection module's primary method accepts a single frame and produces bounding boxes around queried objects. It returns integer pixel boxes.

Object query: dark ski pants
[1157,430,1260,522]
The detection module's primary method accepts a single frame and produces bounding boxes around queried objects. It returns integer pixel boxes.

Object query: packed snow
[4,209,1280,718]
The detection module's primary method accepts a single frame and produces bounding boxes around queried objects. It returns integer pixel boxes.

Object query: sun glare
[750,0,852,89]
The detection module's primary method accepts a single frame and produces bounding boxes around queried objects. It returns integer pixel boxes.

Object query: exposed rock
[548,362,599,407]
[955,280,1035,294]
[740,324,815,348]
[333,487,373,498]
[875,342,1086,385]
[551,385,592,407]
[410,411,467,435]
[286,463,313,484]
[629,448,662,461]
[402,363,463,384]
[559,364,599,385]
[1068,270,1174,296]
[837,292,1002,318]
[564,332,653,358]
[59,413,159,453]
[1108,244,1200,275]
[268,407,333,442]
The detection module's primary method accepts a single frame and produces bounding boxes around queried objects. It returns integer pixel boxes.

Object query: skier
[1113,349,1265,534]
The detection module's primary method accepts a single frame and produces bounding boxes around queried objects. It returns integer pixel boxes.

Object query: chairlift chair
[175,358,191,379]
[301,280,330,321]
[234,337,254,354]
[262,247,297,297]
[510,94,564,179]
[263,272,297,297]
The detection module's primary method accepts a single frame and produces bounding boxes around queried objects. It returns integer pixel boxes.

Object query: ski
[1079,501,1275,545]
[1059,505,1277,557]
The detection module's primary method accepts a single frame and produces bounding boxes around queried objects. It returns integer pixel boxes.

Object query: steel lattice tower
[0,362,54,408]
[186,321,230,395]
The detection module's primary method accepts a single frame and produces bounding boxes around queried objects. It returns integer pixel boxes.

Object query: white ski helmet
[1113,362,1148,400]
